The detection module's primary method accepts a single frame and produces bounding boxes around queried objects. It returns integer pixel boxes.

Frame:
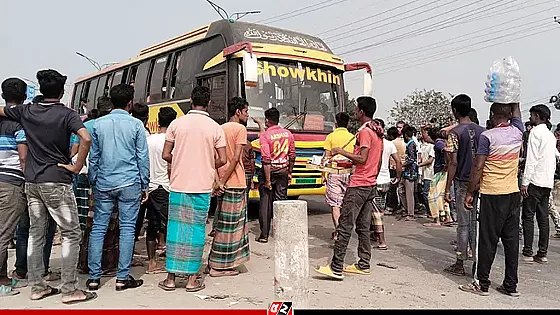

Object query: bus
[70,19,372,199]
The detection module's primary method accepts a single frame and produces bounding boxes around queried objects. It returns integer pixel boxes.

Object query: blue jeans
[15,208,56,277]
[422,179,431,213]
[89,184,141,280]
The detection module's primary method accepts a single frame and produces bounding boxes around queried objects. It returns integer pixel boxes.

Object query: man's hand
[444,191,454,204]
[521,185,529,198]
[391,177,400,185]
[58,163,81,174]
[331,148,343,156]
[252,117,262,125]
[213,181,226,197]
[141,191,149,204]
[264,180,272,190]
[288,174,293,183]
[464,192,474,210]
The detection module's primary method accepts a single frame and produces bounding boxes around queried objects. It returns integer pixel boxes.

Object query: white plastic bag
[484,56,522,104]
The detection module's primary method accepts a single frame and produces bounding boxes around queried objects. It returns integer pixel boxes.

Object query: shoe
[343,264,371,275]
[551,232,560,239]
[115,275,143,291]
[42,271,61,282]
[314,265,344,280]
[533,256,548,264]
[86,279,100,291]
[459,282,489,296]
[522,254,534,263]
[496,285,520,297]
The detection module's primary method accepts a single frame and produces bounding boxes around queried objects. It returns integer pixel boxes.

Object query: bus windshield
[245,60,341,133]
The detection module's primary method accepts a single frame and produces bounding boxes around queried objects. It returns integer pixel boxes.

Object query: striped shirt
[477,117,524,195]
[0,117,26,186]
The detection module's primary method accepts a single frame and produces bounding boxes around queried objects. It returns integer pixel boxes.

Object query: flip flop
[423,222,443,227]
[209,269,239,277]
[146,268,167,275]
[255,236,268,244]
[443,265,466,276]
[0,285,20,297]
[158,281,176,292]
[30,286,61,301]
[375,245,388,250]
[185,279,206,292]
[62,291,97,305]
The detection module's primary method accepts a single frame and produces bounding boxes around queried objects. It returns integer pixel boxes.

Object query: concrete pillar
[273,200,309,309]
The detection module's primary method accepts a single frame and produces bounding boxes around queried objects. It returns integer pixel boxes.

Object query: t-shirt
[166,110,226,193]
[477,117,524,195]
[419,142,434,180]
[218,122,247,189]
[446,122,485,182]
[377,139,397,185]
[4,102,85,184]
[324,127,356,160]
[259,125,296,170]
[0,117,26,186]
[349,123,383,187]
[403,140,419,181]
[147,133,169,192]
[390,138,406,170]
[433,139,447,174]
[70,119,96,175]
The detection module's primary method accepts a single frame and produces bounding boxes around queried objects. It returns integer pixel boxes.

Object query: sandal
[209,269,239,277]
[255,236,268,243]
[423,222,443,227]
[146,267,166,275]
[62,290,97,305]
[0,285,20,297]
[444,264,466,276]
[404,215,415,221]
[86,279,100,291]
[375,245,388,250]
[43,271,61,282]
[30,286,61,301]
[158,280,176,292]
[185,278,206,292]
[115,275,143,291]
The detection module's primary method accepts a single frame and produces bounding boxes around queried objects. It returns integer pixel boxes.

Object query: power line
[318,0,422,37]
[255,0,335,23]
[370,1,553,65]
[335,0,497,52]
[375,25,557,76]
[257,0,349,24]
[314,0,390,35]
[327,0,460,43]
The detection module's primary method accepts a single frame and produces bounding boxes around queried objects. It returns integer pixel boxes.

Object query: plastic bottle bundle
[484,56,522,104]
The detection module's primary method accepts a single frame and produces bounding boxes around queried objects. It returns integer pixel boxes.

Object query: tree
[388,89,454,128]
[344,91,360,134]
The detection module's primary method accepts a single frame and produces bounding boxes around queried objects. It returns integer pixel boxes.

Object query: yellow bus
[70,19,372,199]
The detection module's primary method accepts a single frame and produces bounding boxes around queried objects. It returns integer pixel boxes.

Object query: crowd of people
[315,92,560,297]
[0,69,299,303]
[0,66,559,304]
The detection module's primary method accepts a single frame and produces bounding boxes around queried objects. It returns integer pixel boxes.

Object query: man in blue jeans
[87,84,149,292]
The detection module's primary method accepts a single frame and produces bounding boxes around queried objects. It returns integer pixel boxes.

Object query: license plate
[294,178,318,184]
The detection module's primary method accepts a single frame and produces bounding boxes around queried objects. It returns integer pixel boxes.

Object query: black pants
[135,204,147,241]
[386,169,399,210]
[522,184,551,258]
[478,193,521,292]
[258,168,289,238]
[146,186,170,242]
[330,186,376,274]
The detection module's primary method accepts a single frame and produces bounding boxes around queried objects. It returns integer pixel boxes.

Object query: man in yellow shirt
[324,112,356,241]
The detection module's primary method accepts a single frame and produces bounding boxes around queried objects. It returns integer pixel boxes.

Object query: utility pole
[76,52,118,71]
[205,0,261,22]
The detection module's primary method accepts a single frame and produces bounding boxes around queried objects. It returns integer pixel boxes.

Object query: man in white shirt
[145,107,177,273]
[521,105,557,264]
[418,126,435,216]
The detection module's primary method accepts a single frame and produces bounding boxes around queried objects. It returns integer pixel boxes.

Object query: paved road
[3,195,560,309]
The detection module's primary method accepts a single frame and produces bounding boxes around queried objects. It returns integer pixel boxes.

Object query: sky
[1,0,559,124]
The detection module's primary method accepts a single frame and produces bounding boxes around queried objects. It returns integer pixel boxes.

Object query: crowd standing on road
[1,60,560,304]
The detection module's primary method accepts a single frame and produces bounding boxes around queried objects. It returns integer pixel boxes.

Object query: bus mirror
[243,52,258,88]
[363,72,373,97]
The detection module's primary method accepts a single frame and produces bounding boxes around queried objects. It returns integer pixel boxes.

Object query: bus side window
[72,83,84,111]
[145,59,156,103]
[169,52,182,99]
[94,75,108,106]
[81,80,91,114]
[86,78,100,112]
[105,73,114,95]
[198,74,226,124]
[132,61,150,104]
[128,65,139,86]
[148,55,170,103]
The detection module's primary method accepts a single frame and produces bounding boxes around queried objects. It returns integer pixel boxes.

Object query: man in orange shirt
[315,96,384,280]
[208,97,251,277]
[257,108,296,243]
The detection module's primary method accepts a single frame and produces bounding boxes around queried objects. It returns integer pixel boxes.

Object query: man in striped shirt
[0,78,28,297]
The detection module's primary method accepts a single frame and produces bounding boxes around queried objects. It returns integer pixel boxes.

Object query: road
[3,195,560,309]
